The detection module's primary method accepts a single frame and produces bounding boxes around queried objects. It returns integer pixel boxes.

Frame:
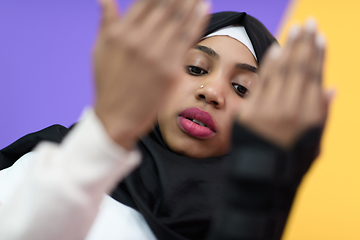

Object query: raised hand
[93,0,210,149]
[237,20,334,148]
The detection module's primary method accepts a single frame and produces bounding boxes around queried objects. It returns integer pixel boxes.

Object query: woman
[0,0,331,239]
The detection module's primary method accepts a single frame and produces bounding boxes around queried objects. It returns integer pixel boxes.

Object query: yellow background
[278,0,360,239]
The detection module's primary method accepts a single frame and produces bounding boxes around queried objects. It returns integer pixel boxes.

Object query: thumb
[98,0,120,28]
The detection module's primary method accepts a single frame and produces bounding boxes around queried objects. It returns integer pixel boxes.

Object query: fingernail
[268,43,282,59]
[316,33,327,49]
[305,18,317,33]
[288,24,301,40]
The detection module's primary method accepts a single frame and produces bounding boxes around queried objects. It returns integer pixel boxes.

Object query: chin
[166,138,228,159]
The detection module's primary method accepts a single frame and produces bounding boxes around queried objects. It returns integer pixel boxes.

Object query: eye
[232,83,249,98]
[186,66,208,76]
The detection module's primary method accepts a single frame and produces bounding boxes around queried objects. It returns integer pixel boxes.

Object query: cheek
[218,97,246,141]
[159,78,192,113]
[171,75,196,101]
[227,97,245,119]
[219,90,249,142]
[157,76,197,127]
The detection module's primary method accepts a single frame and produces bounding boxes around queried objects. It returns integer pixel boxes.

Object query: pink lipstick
[178,107,216,138]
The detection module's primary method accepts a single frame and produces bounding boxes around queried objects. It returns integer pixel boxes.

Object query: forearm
[0,110,141,240]
[207,123,321,240]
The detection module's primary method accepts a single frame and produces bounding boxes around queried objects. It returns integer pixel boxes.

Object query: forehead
[196,36,258,67]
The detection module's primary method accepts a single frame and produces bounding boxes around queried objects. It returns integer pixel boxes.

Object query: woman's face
[157,36,259,158]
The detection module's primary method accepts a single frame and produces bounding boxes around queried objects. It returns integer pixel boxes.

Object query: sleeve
[0,110,142,240]
[207,122,322,240]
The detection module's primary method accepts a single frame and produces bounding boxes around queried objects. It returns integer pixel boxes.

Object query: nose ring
[200,85,204,89]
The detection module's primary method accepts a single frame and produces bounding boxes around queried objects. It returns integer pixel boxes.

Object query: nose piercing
[200,85,204,89]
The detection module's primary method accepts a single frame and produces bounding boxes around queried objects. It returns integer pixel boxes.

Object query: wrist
[94,109,138,150]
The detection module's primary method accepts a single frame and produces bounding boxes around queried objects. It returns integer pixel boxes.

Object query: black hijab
[0,12,277,240]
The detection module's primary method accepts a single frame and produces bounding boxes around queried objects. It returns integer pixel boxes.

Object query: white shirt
[0,111,156,240]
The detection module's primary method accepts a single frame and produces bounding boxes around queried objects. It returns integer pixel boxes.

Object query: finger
[124,0,166,26]
[259,43,282,82]
[175,0,209,47]
[172,0,202,34]
[258,43,282,94]
[303,32,326,119]
[292,19,317,82]
[156,0,189,29]
[302,81,322,127]
[262,25,300,106]
[98,0,120,28]
[171,1,210,58]
[316,89,335,140]
[301,82,333,131]
[325,88,337,105]
[274,24,301,89]
[322,88,336,120]
[124,0,186,60]
[237,44,281,119]
[285,20,317,108]
[312,33,327,84]
[137,0,184,38]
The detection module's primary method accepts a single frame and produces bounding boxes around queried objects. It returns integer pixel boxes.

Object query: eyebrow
[235,63,258,73]
[194,45,219,59]
[194,45,258,73]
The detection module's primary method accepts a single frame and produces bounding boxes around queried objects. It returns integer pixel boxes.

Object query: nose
[195,77,225,109]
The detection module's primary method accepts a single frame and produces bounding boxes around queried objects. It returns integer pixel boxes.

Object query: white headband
[203,26,257,60]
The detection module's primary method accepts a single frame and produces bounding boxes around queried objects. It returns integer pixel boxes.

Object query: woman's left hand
[237,20,334,149]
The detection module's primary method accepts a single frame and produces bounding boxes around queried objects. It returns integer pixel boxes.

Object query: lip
[178,107,217,139]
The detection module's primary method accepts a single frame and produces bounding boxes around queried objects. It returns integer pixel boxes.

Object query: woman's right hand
[93,0,210,149]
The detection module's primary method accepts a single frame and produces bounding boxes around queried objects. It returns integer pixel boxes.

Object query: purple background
[0,0,290,148]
